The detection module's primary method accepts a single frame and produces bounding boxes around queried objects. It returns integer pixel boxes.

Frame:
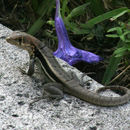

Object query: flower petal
[54,0,103,65]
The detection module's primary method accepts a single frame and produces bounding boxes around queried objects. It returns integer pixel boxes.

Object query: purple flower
[53,0,103,65]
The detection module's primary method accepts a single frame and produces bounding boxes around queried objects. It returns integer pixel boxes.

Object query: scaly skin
[6,31,130,106]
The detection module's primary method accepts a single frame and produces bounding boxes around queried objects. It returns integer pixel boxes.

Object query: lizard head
[6,31,31,49]
[6,31,35,53]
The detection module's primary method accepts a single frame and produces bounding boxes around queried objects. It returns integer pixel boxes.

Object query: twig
[108,65,130,85]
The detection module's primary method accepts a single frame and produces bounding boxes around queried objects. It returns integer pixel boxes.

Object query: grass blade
[102,41,123,85]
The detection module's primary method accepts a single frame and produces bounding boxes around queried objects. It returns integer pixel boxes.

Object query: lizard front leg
[27,56,36,76]
[19,54,36,76]
[29,58,64,105]
[26,56,64,99]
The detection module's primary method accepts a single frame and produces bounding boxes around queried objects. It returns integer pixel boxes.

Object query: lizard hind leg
[43,82,64,100]
[29,82,64,106]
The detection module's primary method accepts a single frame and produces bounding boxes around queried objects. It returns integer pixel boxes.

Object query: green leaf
[123,30,130,36]
[107,27,120,33]
[111,9,130,20]
[102,41,123,85]
[106,34,119,38]
[28,0,55,35]
[114,47,127,55]
[125,39,130,43]
[65,20,90,34]
[102,55,122,85]
[115,53,124,57]
[36,0,55,16]
[61,0,69,18]
[107,26,123,35]
[116,28,123,35]
[119,34,125,41]
[28,17,45,35]
[80,7,128,29]
[47,20,55,27]
[66,2,90,21]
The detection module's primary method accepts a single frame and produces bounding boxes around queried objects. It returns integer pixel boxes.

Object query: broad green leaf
[80,7,128,29]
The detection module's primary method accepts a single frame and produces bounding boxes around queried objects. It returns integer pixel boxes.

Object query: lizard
[6,31,130,106]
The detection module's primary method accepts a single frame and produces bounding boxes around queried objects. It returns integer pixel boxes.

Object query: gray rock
[0,24,129,130]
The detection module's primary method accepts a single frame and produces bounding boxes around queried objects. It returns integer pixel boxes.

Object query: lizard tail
[65,80,130,106]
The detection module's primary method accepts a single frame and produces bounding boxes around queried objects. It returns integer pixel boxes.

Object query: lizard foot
[18,67,27,75]
[18,67,34,76]
[29,96,45,106]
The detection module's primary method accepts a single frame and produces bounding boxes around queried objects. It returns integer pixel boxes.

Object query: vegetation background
[0,0,129,88]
